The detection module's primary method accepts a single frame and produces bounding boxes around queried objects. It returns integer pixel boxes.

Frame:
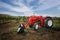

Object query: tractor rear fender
[44,16,52,19]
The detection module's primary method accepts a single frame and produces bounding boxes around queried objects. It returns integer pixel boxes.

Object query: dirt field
[0,22,60,40]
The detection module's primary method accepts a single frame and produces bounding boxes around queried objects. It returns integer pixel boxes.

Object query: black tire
[17,24,25,33]
[45,18,53,28]
[33,23,39,31]
[29,24,33,28]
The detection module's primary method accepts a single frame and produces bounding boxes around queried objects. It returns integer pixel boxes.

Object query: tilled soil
[0,22,60,40]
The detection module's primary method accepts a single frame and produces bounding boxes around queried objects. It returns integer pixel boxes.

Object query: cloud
[57,5,60,10]
[23,11,34,16]
[21,0,60,11]
[28,0,60,11]
[0,0,60,17]
[0,12,18,16]
[38,0,60,10]
[0,1,34,16]
[0,2,30,12]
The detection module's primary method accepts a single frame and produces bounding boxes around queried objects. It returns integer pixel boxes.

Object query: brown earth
[0,22,60,40]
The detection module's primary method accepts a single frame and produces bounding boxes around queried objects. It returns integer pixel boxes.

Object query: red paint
[24,16,51,28]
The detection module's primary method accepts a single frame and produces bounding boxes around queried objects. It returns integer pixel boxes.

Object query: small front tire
[33,23,39,31]
[17,24,25,33]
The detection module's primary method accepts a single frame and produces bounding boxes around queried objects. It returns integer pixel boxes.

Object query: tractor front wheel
[17,24,25,33]
[33,23,39,31]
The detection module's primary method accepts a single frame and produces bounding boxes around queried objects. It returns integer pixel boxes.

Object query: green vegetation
[0,14,60,29]
[52,17,60,30]
[0,14,18,24]
[0,14,60,40]
[0,14,27,24]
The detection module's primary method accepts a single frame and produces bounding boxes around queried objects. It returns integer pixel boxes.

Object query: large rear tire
[45,18,53,28]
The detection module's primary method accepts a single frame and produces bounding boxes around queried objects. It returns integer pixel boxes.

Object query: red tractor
[17,16,53,33]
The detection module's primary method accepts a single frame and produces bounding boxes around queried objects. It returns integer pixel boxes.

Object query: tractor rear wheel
[45,18,53,28]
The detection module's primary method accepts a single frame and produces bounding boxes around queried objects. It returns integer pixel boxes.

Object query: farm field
[0,14,60,40]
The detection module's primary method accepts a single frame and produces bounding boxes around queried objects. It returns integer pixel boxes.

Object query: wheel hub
[48,20,52,27]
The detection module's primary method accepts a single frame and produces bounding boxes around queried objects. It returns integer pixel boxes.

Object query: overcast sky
[0,0,60,17]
